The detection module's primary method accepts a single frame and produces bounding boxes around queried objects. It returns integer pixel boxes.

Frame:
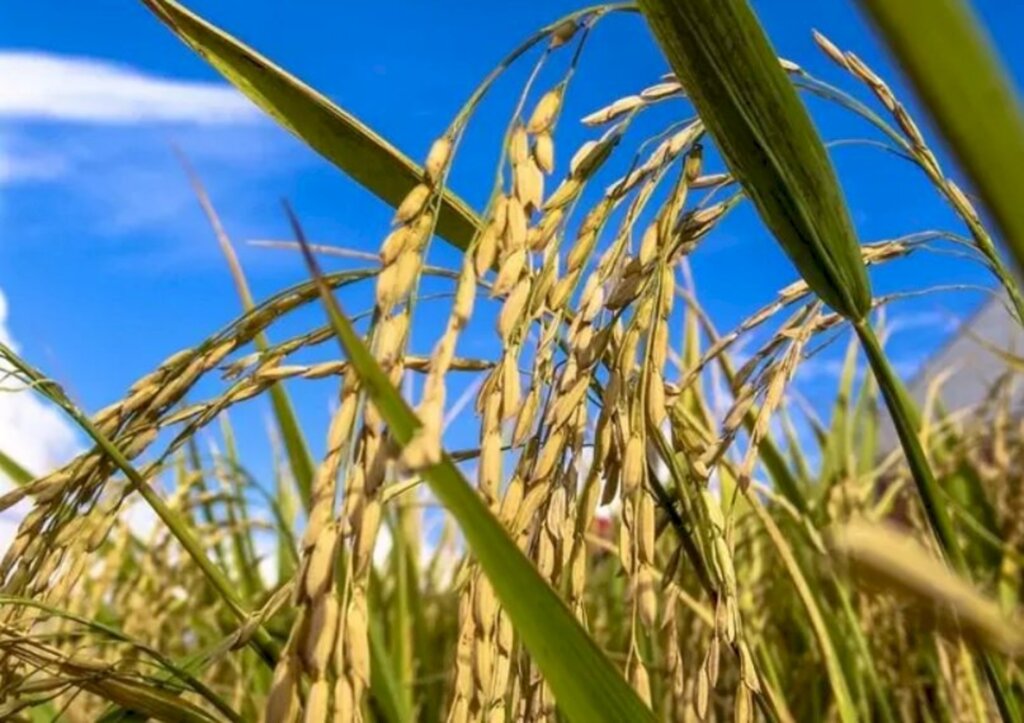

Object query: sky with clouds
[1,0,1023,507]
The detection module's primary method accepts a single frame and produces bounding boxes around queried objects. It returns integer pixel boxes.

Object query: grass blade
[368,607,414,723]
[856,0,1024,278]
[142,0,481,251]
[285,204,655,723]
[0,448,32,486]
[745,489,858,723]
[179,148,317,509]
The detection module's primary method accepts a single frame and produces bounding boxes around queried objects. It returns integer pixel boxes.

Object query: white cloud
[0,290,79,476]
[0,149,67,184]
[887,310,961,335]
[0,53,313,260]
[0,288,81,550]
[0,51,260,126]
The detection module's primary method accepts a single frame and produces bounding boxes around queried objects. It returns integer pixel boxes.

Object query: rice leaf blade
[0,448,32,486]
[637,0,871,320]
[141,0,481,251]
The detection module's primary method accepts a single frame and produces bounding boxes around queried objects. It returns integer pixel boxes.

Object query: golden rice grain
[510,125,530,166]
[474,224,499,276]
[546,276,574,312]
[812,30,848,68]
[302,596,340,676]
[513,388,540,446]
[505,196,528,250]
[514,157,545,211]
[303,679,329,723]
[543,178,581,212]
[526,89,562,134]
[265,657,300,723]
[533,429,567,480]
[534,207,563,247]
[622,433,644,497]
[304,524,339,599]
[379,225,410,265]
[498,277,531,342]
[534,132,555,174]
[499,475,524,526]
[345,594,371,687]
[637,565,657,626]
[734,686,752,723]
[491,249,525,298]
[334,677,355,722]
[392,249,422,301]
[582,95,643,126]
[395,183,431,224]
[453,262,477,323]
[474,634,495,687]
[425,135,453,185]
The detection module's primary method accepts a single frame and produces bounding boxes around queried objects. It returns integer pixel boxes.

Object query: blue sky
[1,0,1023,484]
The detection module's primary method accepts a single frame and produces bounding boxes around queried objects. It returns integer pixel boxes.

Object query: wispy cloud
[886,310,961,336]
[0,51,260,126]
[0,147,67,184]
[0,52,310,262]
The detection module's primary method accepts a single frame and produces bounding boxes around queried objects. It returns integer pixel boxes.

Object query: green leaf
[272,446,300,584]
[288,210,655,723]
[637,0,871,321]
[0,448,32,486]
[179,140,319,511]
[818,334,858,490]
[142,0,480,251]
[369,607,414,723]
[217,413,265,599]
[856,0,1024,280]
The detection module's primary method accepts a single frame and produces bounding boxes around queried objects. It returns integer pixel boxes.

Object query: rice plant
[1,0,1022,720]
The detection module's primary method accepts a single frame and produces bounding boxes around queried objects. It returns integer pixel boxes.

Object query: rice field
[0,0,1022,721]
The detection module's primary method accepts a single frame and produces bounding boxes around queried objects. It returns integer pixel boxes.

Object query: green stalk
[746,489,858,723]
[185,440,232,578]
[854,322,962,568]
